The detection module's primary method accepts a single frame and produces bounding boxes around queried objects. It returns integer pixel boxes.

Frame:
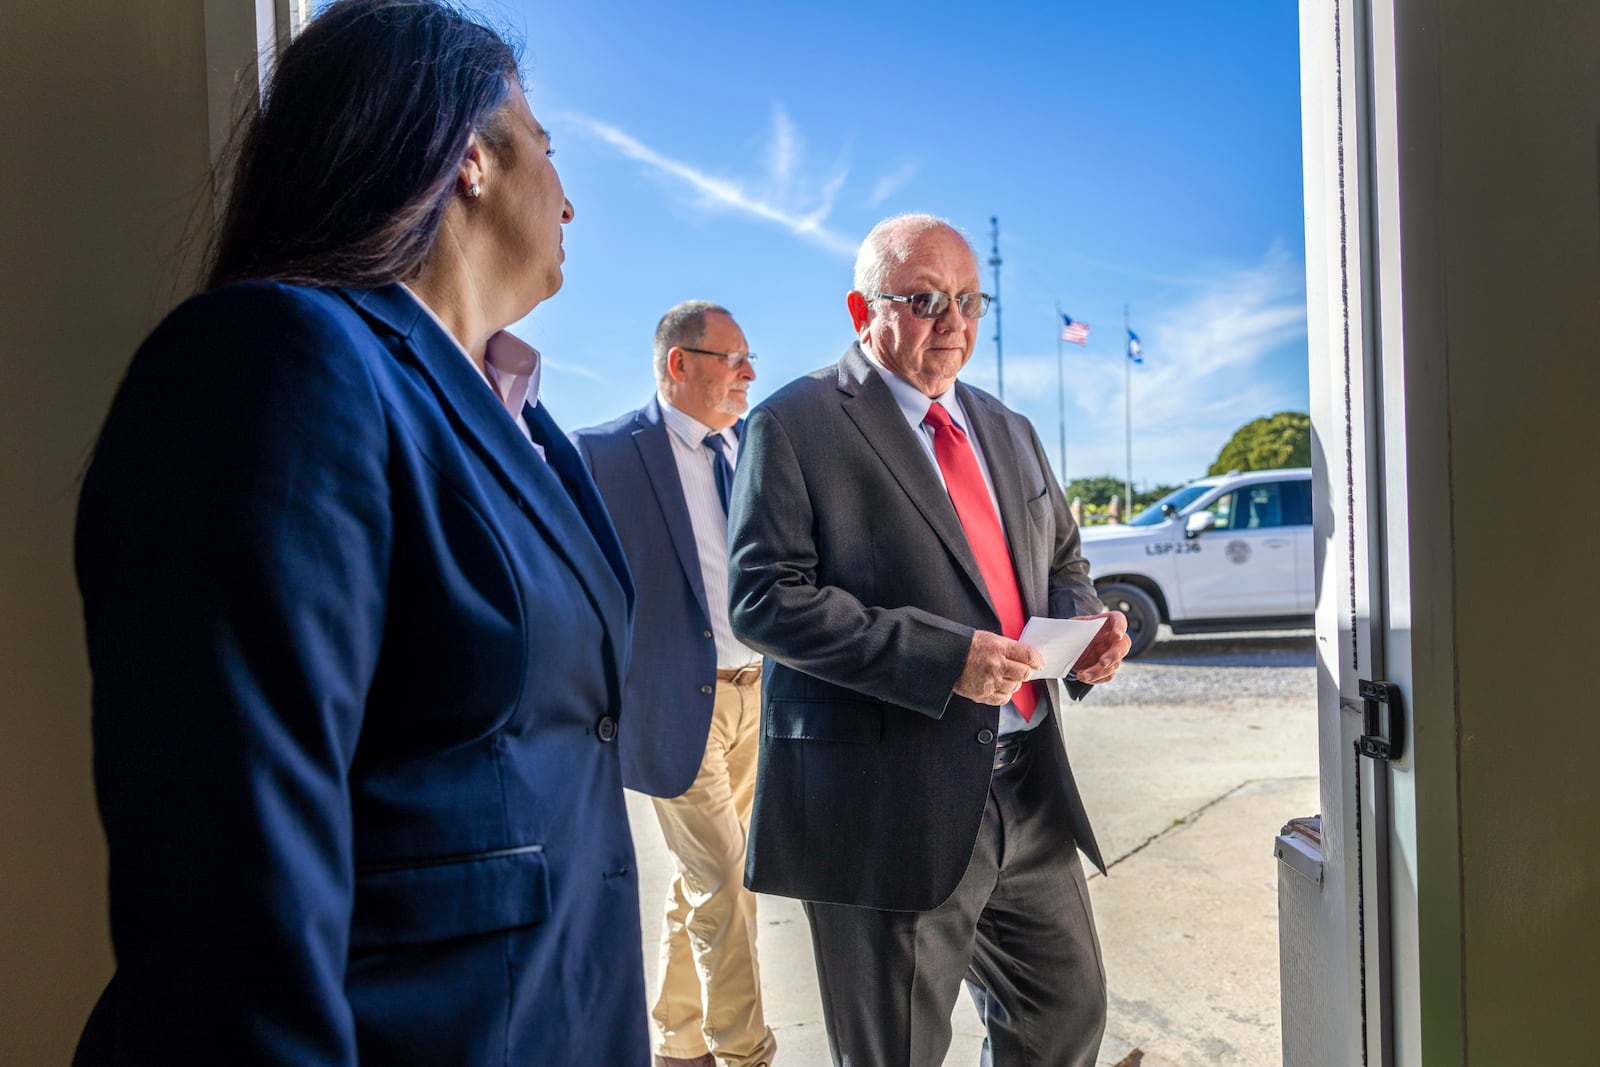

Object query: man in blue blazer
[573,301,776,1067]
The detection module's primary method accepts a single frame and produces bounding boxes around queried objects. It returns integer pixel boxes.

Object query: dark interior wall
[0,2,216,1059]
[1431,1,1600,1061]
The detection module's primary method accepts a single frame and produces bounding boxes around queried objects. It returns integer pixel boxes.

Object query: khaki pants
[650,677,776,1067]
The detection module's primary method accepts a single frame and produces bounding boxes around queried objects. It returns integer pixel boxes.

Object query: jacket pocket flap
[765,698,883,743]
[1026,488,1051,522]
[352,845,550,951]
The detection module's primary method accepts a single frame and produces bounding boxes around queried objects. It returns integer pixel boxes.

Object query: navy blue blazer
[74,282,650,1065]
[570,399,727,798]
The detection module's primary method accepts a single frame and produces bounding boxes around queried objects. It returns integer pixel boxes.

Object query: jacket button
[977,729,995,745]
[596,716,618,742]
[703,630,713,639]
[700,684,714,695]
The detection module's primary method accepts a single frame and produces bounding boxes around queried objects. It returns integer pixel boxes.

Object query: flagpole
[1123,304,1133,520]
[989,216,1004,401]
[1055,301,1066,482]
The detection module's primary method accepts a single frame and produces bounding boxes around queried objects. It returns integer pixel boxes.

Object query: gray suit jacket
[728,343,1104,911]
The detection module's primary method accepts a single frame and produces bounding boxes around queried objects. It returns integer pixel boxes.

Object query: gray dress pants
[803,726,1107,1067]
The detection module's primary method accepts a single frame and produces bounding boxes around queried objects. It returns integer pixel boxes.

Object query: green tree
[1208,411,1311,475]
[1063,475,1125,507]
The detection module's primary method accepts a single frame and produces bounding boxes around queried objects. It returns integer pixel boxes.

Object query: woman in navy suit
[73,2,647,1062]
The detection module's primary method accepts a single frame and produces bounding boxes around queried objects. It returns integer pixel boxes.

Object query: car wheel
[1098,582,1161,657]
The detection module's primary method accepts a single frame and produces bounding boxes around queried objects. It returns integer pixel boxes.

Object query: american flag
[1060,314,1090,345]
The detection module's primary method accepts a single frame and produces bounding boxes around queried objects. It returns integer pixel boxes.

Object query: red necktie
[923,402,1037,720]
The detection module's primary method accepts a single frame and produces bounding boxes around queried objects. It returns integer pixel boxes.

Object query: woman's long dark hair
[206,0,517,290]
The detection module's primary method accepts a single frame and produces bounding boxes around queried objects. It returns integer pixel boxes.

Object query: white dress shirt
[657,393,760,669]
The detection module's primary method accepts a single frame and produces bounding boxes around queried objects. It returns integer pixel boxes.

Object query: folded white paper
[1018,616,1108,680]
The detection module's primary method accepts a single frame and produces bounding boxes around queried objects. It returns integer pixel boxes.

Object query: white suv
[1078,468,1313,656]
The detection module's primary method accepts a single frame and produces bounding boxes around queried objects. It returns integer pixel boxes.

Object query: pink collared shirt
[401,285,545,459]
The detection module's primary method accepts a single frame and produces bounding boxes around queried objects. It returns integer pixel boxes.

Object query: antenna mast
[988,216,1004,401]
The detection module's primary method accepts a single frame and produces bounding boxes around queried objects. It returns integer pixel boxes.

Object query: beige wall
[1,2,216,1059]
[1429,2,1600,1060]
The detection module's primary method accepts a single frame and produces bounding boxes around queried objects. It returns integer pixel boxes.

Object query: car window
[1127,483,1212,526]
[1281,478,1313,526]
[1241,483,1285,529]
[1202,491,1236,530]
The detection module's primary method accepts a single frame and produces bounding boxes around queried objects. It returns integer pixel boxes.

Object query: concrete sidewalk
[628,640,1318,1066]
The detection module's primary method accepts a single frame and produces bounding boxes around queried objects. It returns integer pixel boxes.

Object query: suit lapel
[631,399,710,613]
[338,285,632,647]
[836,345,994,614]
[959,384,1046,618]
[526,404,635,608]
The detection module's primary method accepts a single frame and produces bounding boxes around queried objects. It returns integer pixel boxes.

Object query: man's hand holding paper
[1017,610,1132,685]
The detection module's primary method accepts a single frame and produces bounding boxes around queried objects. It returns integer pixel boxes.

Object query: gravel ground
[1092,628,1317,706]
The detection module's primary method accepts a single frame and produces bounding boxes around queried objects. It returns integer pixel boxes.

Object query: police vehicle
[1079,467,1313,656]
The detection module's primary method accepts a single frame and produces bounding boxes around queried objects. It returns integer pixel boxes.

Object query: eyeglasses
[866,290,993,320]
[680,346,758,370]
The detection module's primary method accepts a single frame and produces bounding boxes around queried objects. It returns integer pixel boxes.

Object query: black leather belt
[993,729,1033,770]
[716,664,762,686]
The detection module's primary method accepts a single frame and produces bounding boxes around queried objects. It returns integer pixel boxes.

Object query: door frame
[1289,0,1464,1062]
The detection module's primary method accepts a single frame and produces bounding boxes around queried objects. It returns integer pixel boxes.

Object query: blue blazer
[74,282,650,1065]
[570,399,725,798]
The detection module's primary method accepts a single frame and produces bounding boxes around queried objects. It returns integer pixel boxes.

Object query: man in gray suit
[728,215,1131,1067]
[572,302,775,1067]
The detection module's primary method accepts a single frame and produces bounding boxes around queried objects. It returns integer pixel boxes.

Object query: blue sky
[481,0,1308,489]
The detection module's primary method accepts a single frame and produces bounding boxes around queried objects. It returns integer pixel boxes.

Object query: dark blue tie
[703,432,733,515]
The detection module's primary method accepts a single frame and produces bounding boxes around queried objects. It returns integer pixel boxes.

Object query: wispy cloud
[867,160,921,207]
[966,246,1309,484]
[540,356,610,384]
[559,106,857,257]
[765,105,801,189]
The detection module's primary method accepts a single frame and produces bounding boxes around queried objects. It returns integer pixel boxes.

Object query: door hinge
[1357,679,1404,761]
